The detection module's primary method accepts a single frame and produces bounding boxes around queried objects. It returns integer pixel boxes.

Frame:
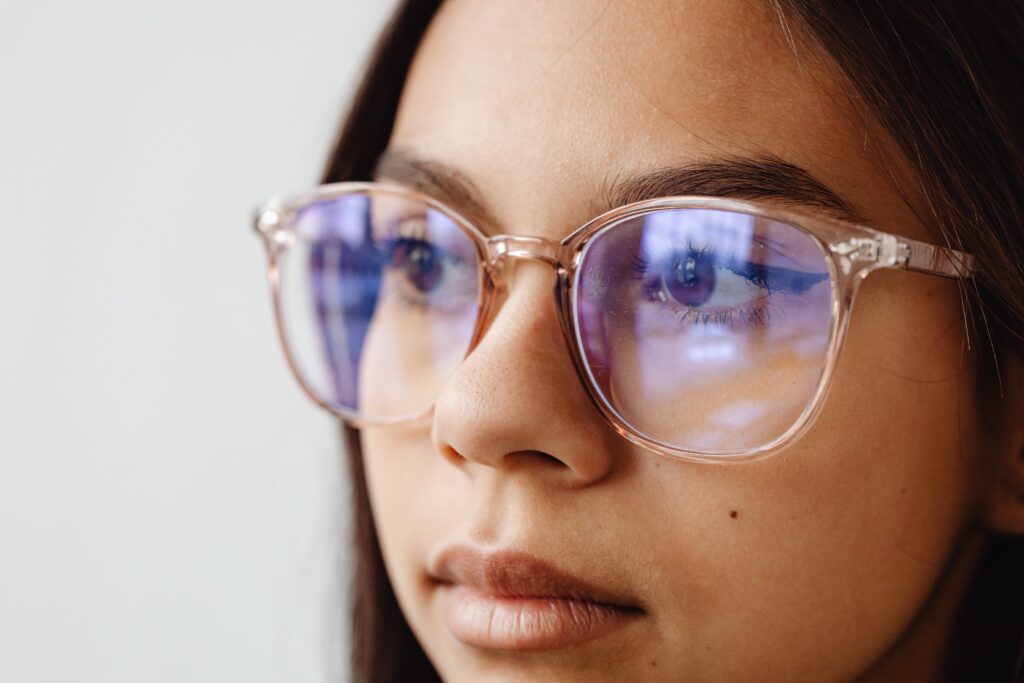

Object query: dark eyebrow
[375,149,862,227]
[375,150,498,226]
[605,156,862,222]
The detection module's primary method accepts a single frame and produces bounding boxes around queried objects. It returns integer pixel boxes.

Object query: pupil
[406,243,441,293]
[666,254,715,306]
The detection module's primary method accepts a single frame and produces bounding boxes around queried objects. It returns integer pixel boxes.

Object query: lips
[428,546,644,651]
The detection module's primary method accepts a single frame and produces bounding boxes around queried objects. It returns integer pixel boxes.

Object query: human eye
[629,243,827,328]
[379,217,479,312]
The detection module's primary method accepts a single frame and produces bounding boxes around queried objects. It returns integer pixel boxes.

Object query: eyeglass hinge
[830,237,879,262]
[894,241,912,267]
[831,236,911,268]
[254,208,295,249]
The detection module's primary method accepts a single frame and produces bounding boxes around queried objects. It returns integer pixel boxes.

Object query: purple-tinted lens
[279,190,482,419]
[574,208,833,455]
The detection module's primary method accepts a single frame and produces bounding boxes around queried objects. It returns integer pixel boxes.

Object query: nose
[430,262,619,487]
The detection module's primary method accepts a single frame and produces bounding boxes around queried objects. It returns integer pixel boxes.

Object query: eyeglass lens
[281,190,482,420]
[278,189,834,454]
[574,209,833,454]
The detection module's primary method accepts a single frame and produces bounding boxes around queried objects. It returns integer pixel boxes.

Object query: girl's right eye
[381,236,478,311]
[388,237,444,294]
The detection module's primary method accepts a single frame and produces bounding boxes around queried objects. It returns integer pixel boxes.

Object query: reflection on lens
[278,191,482,420]
[575,208,833,455]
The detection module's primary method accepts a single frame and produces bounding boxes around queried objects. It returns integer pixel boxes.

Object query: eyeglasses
[253,182,972,463]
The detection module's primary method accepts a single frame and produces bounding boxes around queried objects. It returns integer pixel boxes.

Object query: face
[360,1,988,680]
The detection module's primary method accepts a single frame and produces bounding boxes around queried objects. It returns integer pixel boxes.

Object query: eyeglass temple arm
[832,233,974,279]
[899,236,974,278]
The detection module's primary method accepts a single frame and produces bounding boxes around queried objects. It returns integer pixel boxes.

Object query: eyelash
[673,305,774,329]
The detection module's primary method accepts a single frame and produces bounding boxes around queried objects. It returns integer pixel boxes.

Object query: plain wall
[0,1,398,680]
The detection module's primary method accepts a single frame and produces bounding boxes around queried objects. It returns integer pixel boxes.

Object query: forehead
[388,0,918,239]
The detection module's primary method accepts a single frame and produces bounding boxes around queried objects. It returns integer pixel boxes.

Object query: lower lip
[441,584,639,651]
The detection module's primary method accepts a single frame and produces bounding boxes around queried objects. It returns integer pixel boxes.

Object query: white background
[0,1,398,680]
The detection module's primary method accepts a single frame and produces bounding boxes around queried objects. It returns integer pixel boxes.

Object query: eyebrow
[375,149,862,228]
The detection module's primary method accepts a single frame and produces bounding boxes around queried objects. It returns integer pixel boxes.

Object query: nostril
[439,444,468,467]
[508,450,568,468]
[436,444,567,472]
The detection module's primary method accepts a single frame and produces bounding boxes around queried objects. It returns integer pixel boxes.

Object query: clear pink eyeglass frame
[254,182,974,464]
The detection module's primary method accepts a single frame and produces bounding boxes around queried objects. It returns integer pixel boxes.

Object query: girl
[255,1,1024,680]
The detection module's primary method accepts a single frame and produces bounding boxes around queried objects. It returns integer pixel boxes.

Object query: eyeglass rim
[253,181,975,464]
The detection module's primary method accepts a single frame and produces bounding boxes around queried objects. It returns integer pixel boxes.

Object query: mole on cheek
[729,510,738,519]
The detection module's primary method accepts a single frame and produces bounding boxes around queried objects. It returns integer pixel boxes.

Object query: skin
[357,1,1023,680]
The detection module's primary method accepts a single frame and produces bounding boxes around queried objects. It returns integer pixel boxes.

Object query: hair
[321,2,1024,681]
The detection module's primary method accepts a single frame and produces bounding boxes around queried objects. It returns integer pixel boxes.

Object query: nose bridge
[485,235,568,270]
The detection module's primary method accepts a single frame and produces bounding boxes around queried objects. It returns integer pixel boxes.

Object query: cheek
[361,424,464,535]
[629,450,975,679]
[359,427,450,612]
[802,270,983,591]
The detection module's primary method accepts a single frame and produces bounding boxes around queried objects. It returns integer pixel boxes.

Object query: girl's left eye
[645,252,767,309]
[633,247,827,317]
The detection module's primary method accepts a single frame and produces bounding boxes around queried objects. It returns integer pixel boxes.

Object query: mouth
[428,545,645,651]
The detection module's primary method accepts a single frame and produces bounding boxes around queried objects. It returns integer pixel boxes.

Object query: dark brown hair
[322,2,1024,681]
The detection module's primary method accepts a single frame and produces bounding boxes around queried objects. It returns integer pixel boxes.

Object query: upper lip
[428,545,644,612]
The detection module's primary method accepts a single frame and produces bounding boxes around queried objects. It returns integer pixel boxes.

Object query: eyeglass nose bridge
[484,235,571,272]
